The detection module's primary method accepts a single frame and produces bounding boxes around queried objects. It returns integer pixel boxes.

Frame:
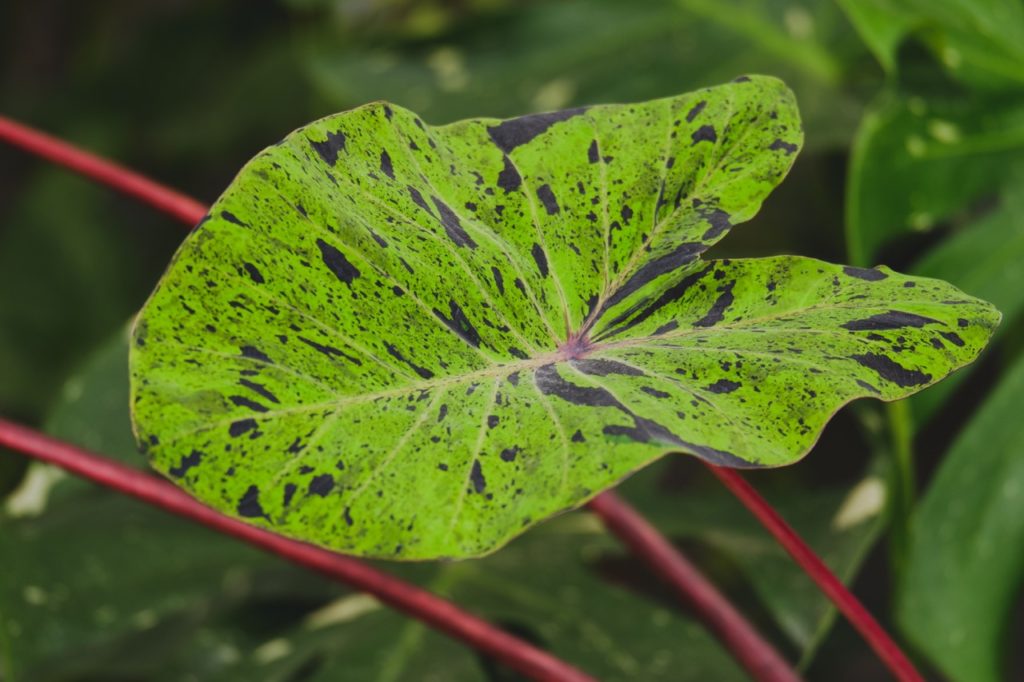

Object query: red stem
[588,492,801,682]
[1,115,922,681]
[0,115,207,226]
[0,419,595,682]
[707,465,924,682]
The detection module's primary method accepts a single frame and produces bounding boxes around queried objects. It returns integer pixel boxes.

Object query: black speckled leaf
[130,76,999,559]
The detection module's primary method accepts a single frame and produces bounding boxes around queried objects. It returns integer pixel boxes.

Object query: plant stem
[706,465,924,682]
[588,491,801,682]
[0,116,207,226]
[884,400,915,587]
[0,418,595,682]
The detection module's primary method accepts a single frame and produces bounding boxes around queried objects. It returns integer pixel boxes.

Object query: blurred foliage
[899,351,1024,682]
[0,0,1023,680]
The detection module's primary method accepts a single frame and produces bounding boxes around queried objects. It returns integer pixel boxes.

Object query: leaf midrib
[155,293,975,448]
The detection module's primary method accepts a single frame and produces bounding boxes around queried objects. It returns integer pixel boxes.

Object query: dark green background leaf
[899,351,1024,682]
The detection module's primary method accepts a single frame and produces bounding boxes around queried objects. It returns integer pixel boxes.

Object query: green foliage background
[1,1,1022,680]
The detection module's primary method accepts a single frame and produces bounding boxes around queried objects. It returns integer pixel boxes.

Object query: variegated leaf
[130,76,998,558]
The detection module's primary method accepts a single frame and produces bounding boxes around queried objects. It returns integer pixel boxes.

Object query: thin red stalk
[588,492,801,682]
[0,116,207,226]
[0,419,594,682]
[707,465,924,682]
[1,115,922,680]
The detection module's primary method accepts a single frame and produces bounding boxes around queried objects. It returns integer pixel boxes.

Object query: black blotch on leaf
[243,262,264,284]
[536,184,560,215]
[240,379,280,404]
[686,100,707,122]
[700,208,732,241]
[230,395,269,413]
[229,419,259,437]
[470,460,487,493]
[601,242,706,314]
[238,485,266,518]
[433,300,482,347]
[386,344,434,379]
[491,266,505,295]
[308,474,335,497]
[691,125,717,145]
[379,150,394,179]
[769,138,798,155]
[705,379,741,394]
[694,282,736,327]
[852,353,932,387]
[487,108,588,152]
[940,331,966,347]
[531,243,549,277]
[316,239,361,284]
[843,266,888,281]
[640,386,671,399]
[497,155,522,193]
[298,336,363,365]
[841,311,940,331]
[309,130,347,166]
[240,345,271,363]
[573,359,644,376]
[169,450,203,478]
[431,196,478,248]
[220,211,248,227]
[408,186,432,213]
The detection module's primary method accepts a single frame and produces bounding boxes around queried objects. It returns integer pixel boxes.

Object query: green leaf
[835,0,917,73]
[131,76,998,559]
[898,351,1024,682]
[908,173,1024,422]
[836,0,1024,88]
[846,89,1024,265]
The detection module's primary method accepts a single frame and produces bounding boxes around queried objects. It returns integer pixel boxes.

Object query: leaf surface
[131,76,998,558]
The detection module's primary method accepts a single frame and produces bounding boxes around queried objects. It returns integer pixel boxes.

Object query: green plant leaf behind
[131,76,998,559]
[299,0,867,150]
[898,351,1024,682]
[846,88,1024,265]
[140,516,754,682]
[835,0,918,74]
[836,0,1024,88]
[622,459,887,662]
[908,172,1024,423]
[0,333,295,682]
